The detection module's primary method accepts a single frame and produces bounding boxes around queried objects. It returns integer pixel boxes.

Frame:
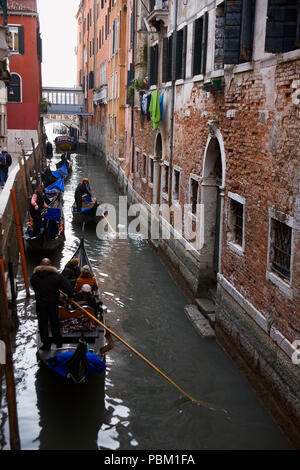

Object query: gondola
[37,239,109,384]
[24,196,65,253]
[72,197,106,224]
[55,135,76,152]
[41,156,71,188]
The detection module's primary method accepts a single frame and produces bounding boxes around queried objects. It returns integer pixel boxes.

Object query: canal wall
[89,144,300,448]
[0,144,43,299]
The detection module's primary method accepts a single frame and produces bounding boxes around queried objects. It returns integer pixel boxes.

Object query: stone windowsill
[227,241,245,257]
[266,270,293,300]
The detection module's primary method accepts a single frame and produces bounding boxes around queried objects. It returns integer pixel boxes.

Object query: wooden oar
[60,290,215,409]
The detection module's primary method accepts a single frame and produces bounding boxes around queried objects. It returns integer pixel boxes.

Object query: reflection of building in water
[35,367,105,450]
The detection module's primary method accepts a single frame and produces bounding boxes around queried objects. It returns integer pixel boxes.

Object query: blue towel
[47,351,106,378]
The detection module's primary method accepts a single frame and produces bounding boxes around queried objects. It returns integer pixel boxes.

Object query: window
[270,219,292,282]
[224,0,256,64]
[192,14,208,76]
[227,195,245,250]
[173,169,180,201]
[149,44,158,86]
[162,34,172,82]
[8,25,24,54]
[142,154,147,179]
[190,177,199,215]
[7,73,21,102]
[89,71,94,89]
[265,0,300,53]
[162,163,169,194]
[149,157,154,184]
[136,150,140,172]
[175,27,187,80]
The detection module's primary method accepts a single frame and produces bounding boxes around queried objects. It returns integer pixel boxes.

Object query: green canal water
[0,150,291,450]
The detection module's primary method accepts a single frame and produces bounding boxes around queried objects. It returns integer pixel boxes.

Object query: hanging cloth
[159,93,164,121]
[149,90,160,131]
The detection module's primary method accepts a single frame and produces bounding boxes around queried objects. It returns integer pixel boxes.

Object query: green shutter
[201,12,208,74]
[175,29,183,80]
[18,25,24,55]
[193,18,203,76]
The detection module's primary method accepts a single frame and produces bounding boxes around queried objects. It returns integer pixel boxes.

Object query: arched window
[8,73,22,103]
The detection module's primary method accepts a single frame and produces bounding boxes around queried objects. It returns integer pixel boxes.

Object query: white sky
[37,0,79,88]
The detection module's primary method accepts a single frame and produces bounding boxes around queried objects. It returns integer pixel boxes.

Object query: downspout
[168,0,178,207]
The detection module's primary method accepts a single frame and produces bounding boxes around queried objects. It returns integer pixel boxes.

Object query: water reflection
[35,367,105,450]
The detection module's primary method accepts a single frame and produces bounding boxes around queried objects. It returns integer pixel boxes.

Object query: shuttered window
[265,0,300,53]
[8,25,24,54]
[224,0,256,64]
[192,13,208,76]
[175,26,187,80]
[162,35,172,82]
[149,44,158,86]
[37,28,42,62]
[89,71,94,89]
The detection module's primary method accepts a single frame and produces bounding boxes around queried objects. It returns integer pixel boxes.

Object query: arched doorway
[200,131,225,291]
[153,133,162,204]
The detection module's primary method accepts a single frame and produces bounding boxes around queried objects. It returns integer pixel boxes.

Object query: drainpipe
[168,0,178,207]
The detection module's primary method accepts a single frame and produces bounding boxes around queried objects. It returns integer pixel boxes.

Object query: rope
[60,290,215,409]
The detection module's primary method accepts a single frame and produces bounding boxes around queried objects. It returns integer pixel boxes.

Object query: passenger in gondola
[74,265,98,293]
[74,178,92,212]
[74,284,97,312]
[61,257,80,289]
[31,258,73,351]
[30,185,50,236]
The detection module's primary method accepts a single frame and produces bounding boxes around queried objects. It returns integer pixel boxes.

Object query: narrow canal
[0,146,291,450]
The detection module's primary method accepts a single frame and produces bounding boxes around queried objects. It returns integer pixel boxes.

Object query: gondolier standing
[30,185,50,236]
[74,178,92,212]
[31,258,73,351]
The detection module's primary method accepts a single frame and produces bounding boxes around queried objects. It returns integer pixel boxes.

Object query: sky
[37,0,79,88]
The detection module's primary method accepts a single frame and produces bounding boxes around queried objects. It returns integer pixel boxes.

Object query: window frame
[7,72,22,103]
[227,192,246,256]
[266,208,295,298]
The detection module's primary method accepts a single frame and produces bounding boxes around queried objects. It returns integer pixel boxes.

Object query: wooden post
[22,149,32,195]
[0,261,21,450]
[7,247,16,303]
[10,189,30,297]
[18,156,29,207]
[31,138,40,184]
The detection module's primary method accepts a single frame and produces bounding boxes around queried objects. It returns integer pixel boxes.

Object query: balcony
[93,85,108,105]
[147,0,169,30]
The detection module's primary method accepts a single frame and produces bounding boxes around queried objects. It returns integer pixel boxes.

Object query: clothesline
[139,89,164,130]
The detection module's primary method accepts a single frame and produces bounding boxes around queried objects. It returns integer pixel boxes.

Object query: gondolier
[31,258,73,351]
[30,185,50,236]
[74,178,92,212]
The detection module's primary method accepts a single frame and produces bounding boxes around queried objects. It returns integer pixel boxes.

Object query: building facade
[76,0,300,444]
[5,0,42,156]
[130,0,300,444]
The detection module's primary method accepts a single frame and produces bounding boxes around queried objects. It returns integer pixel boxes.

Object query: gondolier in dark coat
[31,258,73,351]
[74,178,92,212]
[30,185,50,236]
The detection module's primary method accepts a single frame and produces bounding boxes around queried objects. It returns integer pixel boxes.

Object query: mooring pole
[10,189,30,297]
[0,260,21,450]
